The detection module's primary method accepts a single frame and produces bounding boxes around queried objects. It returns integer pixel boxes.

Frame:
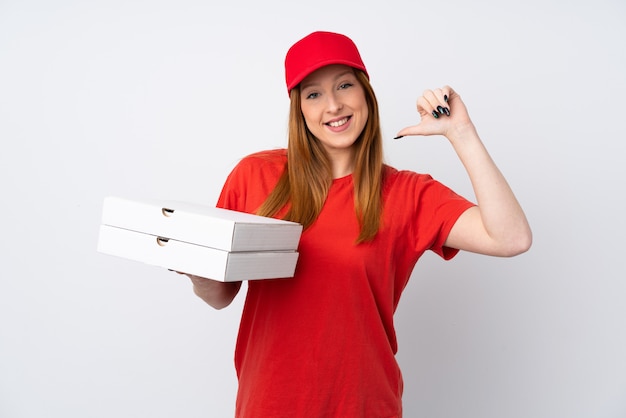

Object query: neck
[328,150,355,179]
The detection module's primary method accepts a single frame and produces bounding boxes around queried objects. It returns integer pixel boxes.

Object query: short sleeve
[216,149,287,214]
[384,169,475,261]
[420,178,475,259]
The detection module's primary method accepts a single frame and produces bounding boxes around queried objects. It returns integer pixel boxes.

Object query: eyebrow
[300,69,355,91]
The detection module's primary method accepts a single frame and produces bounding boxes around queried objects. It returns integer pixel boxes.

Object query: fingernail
[437,106,445,114]
[393,135,404,140]
[444,94,448,102]
[432,110,439,119]
[443,107,450,116]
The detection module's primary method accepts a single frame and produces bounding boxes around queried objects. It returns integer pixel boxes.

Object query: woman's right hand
[176,271,242,310]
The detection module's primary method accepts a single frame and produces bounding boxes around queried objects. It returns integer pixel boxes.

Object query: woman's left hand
[395,85,474,140]
[395,86,532,257]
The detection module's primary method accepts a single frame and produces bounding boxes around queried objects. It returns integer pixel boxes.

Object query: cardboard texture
[97,225,299,281]
[101,196,302,252]
[97,196,303,281]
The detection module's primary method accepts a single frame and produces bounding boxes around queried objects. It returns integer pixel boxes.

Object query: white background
[1,0,625,417]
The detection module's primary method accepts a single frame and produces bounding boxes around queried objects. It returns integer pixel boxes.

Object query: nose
[325,92,343,113]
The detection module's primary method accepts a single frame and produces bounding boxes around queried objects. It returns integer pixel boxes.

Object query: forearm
[189,275,242,310]
[448,123,532,255]
[395,85,532,256]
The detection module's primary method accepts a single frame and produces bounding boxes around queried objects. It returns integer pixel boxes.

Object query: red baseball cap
[284,31,369,95]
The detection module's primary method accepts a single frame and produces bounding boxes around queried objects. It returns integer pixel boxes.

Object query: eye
[338,82,353,90]
[306,92,320,99]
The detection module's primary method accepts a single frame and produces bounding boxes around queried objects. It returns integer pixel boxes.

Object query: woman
[185,31,531,418]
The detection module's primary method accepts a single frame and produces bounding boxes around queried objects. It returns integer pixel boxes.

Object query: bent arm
[444,123,532,257]
[396,86,532,257]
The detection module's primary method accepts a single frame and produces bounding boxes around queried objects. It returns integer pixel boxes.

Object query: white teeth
[328,117,348,128]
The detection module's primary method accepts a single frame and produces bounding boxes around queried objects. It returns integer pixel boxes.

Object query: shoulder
[218,149,287,211]
[382,165,468,207]
[240,148,287,165]
[231,148,287,177]
[382,164,435,191]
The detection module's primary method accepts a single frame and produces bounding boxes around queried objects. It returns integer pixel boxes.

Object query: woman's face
[299,64,368,158]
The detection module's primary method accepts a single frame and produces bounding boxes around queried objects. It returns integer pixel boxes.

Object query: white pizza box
[97,225,300,282]
[100,196,303,252]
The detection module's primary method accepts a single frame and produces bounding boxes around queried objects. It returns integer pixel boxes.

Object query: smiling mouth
[326,116,351,128]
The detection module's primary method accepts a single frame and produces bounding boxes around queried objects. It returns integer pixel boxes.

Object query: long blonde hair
[257,70,385,243]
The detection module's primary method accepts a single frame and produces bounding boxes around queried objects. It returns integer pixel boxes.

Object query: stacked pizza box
[97,196,303,282]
